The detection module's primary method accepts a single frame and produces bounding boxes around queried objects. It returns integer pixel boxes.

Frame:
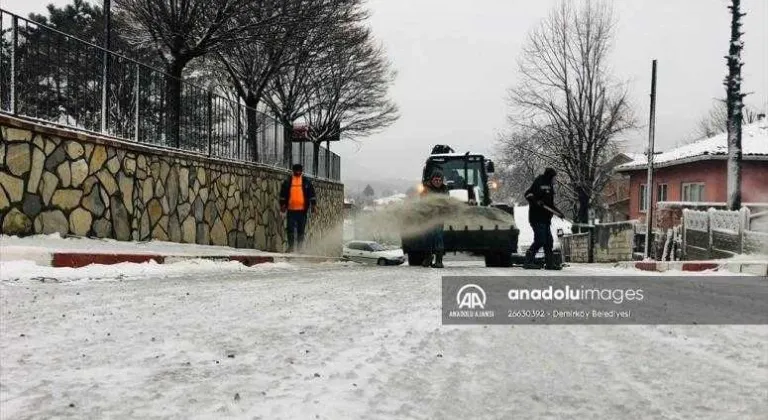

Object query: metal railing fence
[0,8,340,180]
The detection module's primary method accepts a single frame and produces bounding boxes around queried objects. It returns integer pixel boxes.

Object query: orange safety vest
[288,175,305,210]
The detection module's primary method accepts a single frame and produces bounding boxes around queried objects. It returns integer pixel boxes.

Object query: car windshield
[425,158,485,202]
[368,243,386,251]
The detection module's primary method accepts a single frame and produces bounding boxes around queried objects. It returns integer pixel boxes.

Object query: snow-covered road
[1,260,766,419]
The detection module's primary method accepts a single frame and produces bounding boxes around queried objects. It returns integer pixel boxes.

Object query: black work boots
[421,253,444,268]
[524,251,563,270]
[432,253,444,268]
[421,253,433,267]
[523,250,541,269]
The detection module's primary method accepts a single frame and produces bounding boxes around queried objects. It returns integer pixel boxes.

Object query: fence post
[681,210,687,260]
[706,208,714,259]
[134,63,140,142]
[100,49,109,134]
[740,207,749,254]
[9,16,18,114]
[207,91,213,157]
[236,101,242,160]
[274,121,279,165]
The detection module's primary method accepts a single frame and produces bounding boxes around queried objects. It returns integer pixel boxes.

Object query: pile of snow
[0,259,297,283]
[617,121,768,171]
[0,233,272,258]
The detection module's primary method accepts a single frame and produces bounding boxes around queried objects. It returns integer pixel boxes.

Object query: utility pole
[725,0,744,210]
[100,0,112,134]
[644,60,658,260]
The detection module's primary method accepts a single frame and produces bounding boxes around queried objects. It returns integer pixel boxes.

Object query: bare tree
[495,128,577,214]
[506,0,635,223]
[695,99,760,139]
[301,24,398,174]
[215,0,334,163]
[725,0,746,210]
[263,0,370,167]
[115,0,283,147]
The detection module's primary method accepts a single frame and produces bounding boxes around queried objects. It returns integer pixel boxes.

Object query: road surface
[1,258,766,419]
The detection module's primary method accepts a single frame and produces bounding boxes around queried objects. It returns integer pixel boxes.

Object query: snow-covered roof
[616,122,768,171]
[620,152,646,162]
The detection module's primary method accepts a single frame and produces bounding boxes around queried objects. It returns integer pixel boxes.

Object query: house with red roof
[614,121,768,223]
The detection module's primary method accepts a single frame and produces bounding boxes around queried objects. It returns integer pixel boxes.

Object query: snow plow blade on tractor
[401,145,520,267]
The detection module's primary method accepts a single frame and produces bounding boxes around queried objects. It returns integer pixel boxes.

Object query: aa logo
[457,284,486,309]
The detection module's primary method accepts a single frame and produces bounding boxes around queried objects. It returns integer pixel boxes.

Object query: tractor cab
[422,144,496,206]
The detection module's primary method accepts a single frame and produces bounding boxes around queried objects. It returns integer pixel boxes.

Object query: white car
[342,241,405,266]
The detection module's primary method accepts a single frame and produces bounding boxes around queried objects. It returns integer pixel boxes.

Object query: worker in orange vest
[279,164,317,253]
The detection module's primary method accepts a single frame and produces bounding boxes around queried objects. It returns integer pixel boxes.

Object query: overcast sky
[2,0,767,184]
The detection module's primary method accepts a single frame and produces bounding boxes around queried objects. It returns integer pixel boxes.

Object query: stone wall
[561,233,590,263]
[0,115,343,256]
[592,222,636,262]
[561,221,637,263]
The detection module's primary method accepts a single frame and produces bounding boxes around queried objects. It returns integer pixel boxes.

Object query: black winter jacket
[279,175,317,212]
[524,174,557,224]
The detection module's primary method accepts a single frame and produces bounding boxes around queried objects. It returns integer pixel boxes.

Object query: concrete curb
[618,260,768,275]
[47,252,345,268]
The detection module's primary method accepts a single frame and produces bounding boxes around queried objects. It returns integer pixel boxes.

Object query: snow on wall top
[616,122,768,171]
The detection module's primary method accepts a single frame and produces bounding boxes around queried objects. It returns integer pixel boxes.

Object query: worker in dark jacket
[279,164,317,253]
[524,167,564,269]
[421,170,450,268]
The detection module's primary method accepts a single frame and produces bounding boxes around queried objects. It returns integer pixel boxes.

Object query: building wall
[626,160,768,221]
[602,172,631,222]
[0,115,344,256]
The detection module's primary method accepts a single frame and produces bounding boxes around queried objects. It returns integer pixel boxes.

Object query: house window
[682,183,705,202]
[657,184,668,202]
[639,184,648,212]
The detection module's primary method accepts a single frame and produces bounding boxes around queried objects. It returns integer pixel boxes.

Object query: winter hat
[544,167,557,178]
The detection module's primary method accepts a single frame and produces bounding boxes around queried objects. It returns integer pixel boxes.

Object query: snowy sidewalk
[617,259,768,276]
[0,234,345,268]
